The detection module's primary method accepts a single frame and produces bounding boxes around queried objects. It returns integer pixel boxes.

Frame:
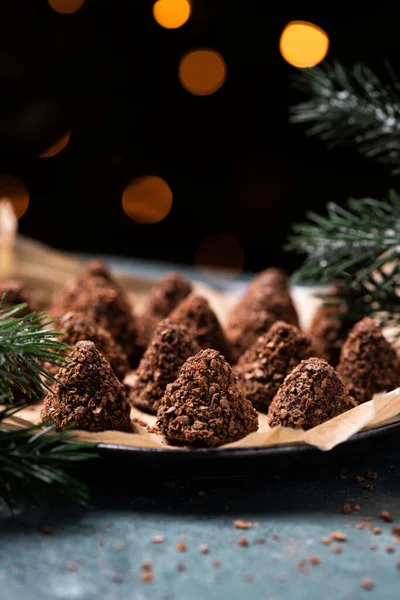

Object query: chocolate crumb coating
[235,321,314,412]
[226,285,299,361]
[157,349,258,446]
[47,311,129,380]
[69,278,141,368]
[268,357,357,430]
[41,341,131,432]
[139,272,193,348]
[309,303,354,366]
[129,318,200,413]
[169,293,233,362]
[0,280,37,317]
[337,317,400,404]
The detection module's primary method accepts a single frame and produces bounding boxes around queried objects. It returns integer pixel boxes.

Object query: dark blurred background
[0,1,398,275]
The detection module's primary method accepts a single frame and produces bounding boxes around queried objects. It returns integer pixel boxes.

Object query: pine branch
[0,404,96,510]
[288,191,400,329]
[290,60,400,174]
[0,301,70,401]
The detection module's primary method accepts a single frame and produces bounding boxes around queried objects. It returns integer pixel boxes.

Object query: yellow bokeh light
[47,0,85,14]
[153,0,191,29]
[39,130,71,158]
[194,234,244,278]
[179,49,227,96]
[280,21,329,68]
[122,176,173,224]
[0,174,30,219]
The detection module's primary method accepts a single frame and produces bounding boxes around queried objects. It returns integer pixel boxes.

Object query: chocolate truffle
[226,286,299,361]
[41,340,131,432]
[157,349,258,446]
[235,321,314,412]
[0,280,37,317]
[309,303,353,366]
[337,317,400,404]
[64,277,141,368]
[139,272,193,348]
[268,357,356,430]
[129,318,199,413]
[249,267,290,292]
[169,293,233,362]
[47,311,129,380]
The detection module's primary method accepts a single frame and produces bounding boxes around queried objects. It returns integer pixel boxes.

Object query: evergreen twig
[290,60,400,174]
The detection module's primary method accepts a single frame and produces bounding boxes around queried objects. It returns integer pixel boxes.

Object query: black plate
[95,420,400,477]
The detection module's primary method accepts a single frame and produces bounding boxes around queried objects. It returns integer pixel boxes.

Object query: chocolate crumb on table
[212,559,221,567]
[115,544,125,551]
[367,471,378,480]
[360,577,374,591]
[330,532,348,542]
[175,543,187,552]
[385,545,395,553]
[341,503,352,514]
[41,341,132,432]
[337,318,400,404]
[308,555,320,566]
[129,319,199,413]
[237,536,248,547]
[268,357,356,430]
[372,527,382,535]
[169,293,233,362]
[176,562,186,571]
[156,349,258,447]
[138,272,193,349]
[392,526,400,537]
[380,510,393,522]
[332,546,343,554]
[233,520,256,530]
[255,537,266,545]
[235,321,314,412]
[141,562,154,583]
[199,544,209,554]
[152,535,165,544]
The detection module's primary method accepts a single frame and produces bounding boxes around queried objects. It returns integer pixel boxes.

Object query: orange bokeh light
[39,130,71,158]
[280,21,329,68]
[194,234,244,277]
[122,176,173,224]
[47,0,84,14]
[0,174,30,219]
[179,49,227,96]
[153,0,191,29]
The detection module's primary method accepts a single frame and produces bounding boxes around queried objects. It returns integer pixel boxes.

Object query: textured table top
[2,257,400,599]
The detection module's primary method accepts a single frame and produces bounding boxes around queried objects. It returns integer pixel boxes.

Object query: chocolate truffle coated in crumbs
[48,311,129,380]
[268,357,357,430]
[309,302,354,366]
[68,277,141,368]
[226,286,299,361]
[156,348,258,446]
[41,340,131,432]
[249,268,289,292]
[235,321,314,411]
[0,280,37,317]
[169,294,233,362]
[129,318,199,413]
[139,272,192,348]
[337,317,400,404]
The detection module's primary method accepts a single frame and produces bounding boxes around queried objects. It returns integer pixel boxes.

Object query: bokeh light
[179,49,227,96]
[194,234,244,277]
[122,176,173,224]
[47,0,85,14]
[0,174,30,219]
[39,130,71,158]
[153,0,191,29]
[280,21,329,68]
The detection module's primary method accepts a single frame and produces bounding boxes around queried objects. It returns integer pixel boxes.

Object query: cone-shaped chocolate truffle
[47,311,129,380]
[309,303,354,366]
[169,293,233,362]
[139,272,193,349]
[41,341,131,432]
[0,280,37,317]
[337,317,400,404]
[157,349,258,446]
[130,318,200,413]
[226,286,299,361]
[235,321,314,412]
[69,280,141,368]
[249,267,289,292]
[268,357,356,430]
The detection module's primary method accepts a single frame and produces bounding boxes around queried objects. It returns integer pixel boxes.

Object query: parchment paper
[2,232,400,453]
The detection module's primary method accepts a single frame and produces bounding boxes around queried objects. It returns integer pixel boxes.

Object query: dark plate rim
[95,419,400,459]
